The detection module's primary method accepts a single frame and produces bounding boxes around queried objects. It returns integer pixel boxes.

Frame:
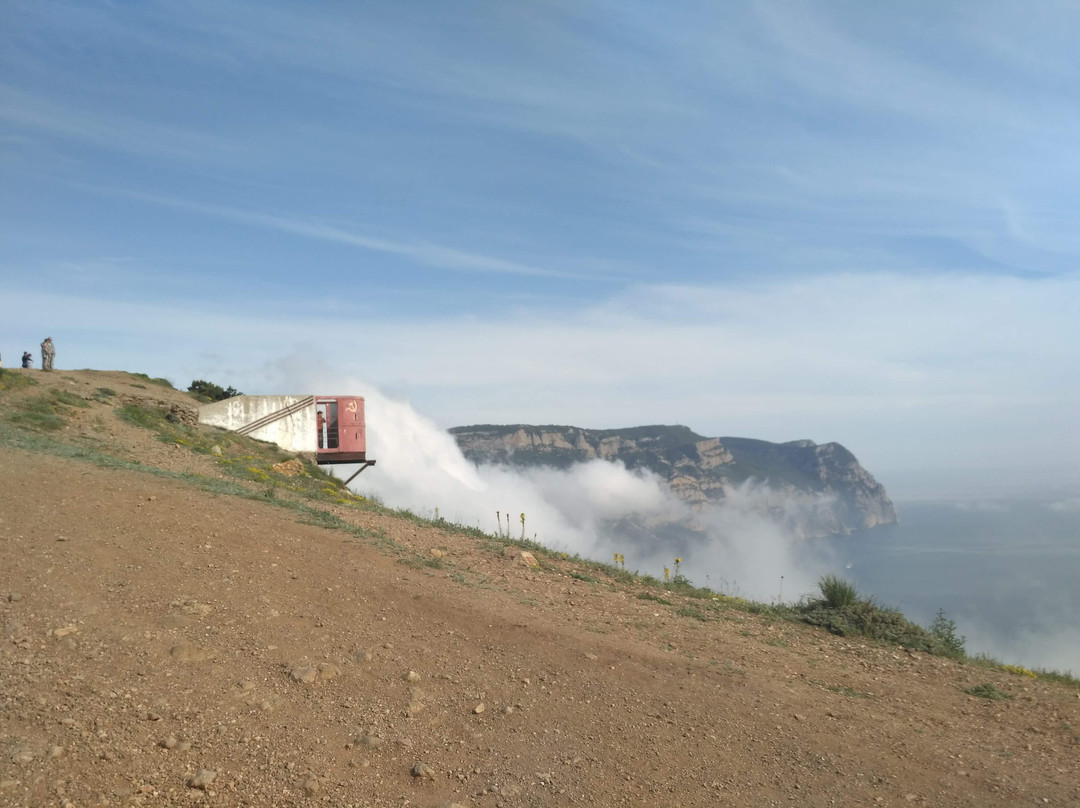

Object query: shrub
[131,373,174,388]
[799,599,936,650]
[817,574,858,608]
[965,682,1012,700]
[187,379,241,403]
[797,586,959,653]
[929,609,966,657]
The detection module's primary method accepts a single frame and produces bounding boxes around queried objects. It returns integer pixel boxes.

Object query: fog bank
[340,388,832,603]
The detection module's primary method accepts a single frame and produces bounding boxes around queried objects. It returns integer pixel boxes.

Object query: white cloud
[85,189,598,280]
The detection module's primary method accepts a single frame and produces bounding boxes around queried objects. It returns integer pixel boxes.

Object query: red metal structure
[315,396,375,480]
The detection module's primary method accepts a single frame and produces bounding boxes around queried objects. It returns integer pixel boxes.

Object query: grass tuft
[51,389,90,409]
[0,369,39,392]
[965,682,1012,700]
[569,571,598,583]
[131,372,174,388]
[636,592,673,606]
[4,388,90,432]
[399,555,445,570]
[817,574,859,608]
[675,605,709,622]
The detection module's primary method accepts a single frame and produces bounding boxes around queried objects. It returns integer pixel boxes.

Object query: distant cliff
[450,424,896,538]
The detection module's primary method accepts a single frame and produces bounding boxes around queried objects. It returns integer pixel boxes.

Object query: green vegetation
[0,411,390,559]
[111,402,382,514]
[965,682,1012,700]
[798,598,946,652]
[4,388,89,432]
[636,592,673,606]
[117,403,165,430]
[131,372,174,388]
[6,397,67,431]
[930,608,967,657]
[51,390,90,409]
[664,574,717,600]
[569,571,599,583]
[1024,668,1080,687]
[795,576,955,654]
[0,369,38,392]
[675,605,708,621]
[187,379,241,403]
[817,574,859,608]
[399,554,445,570]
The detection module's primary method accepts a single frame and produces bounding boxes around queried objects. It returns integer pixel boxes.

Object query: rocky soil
[1,370,1078,807]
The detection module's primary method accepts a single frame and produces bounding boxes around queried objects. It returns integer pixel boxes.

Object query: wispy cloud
[99,188,604,280]
[0,85,239,164]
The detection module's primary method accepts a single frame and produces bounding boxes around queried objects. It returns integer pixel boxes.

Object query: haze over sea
[836,499,1080,674]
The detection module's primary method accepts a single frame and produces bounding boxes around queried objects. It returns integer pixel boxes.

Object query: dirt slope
[1,369,1078,808]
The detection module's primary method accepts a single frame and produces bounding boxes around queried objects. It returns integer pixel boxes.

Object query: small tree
[187,380,242,403]
[929,609,966,657]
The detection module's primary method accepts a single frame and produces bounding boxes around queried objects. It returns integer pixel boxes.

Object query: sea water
[831,499,1080,674]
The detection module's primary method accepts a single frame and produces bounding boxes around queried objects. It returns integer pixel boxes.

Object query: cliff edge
[450,424,897,537]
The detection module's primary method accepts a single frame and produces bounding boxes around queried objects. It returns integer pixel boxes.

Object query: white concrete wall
[198,395,317,453]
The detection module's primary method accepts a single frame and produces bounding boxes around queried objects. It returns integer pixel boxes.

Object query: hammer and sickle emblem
[346,400,358,413]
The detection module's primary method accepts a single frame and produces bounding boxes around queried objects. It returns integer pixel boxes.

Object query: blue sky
[3,1,1079,498]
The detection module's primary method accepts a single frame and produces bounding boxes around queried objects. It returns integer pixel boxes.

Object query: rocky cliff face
[450,424,896,538]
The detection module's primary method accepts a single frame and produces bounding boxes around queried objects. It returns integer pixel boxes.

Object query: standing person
[22,351,33,368]
[41,337,55,371]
